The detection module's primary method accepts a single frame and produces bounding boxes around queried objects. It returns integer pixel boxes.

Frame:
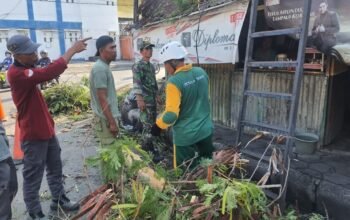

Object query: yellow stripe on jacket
[156,82,181,129]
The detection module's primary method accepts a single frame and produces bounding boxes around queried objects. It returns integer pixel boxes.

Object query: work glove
[151,123,161,136]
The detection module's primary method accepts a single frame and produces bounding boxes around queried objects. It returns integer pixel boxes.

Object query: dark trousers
[21,136,65,214]
[0,158,18,220]
[174,133,214,169]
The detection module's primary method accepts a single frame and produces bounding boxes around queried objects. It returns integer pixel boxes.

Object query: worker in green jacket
[151,41,214,169]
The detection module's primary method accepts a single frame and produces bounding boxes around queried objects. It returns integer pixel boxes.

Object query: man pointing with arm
[7,35,91,220]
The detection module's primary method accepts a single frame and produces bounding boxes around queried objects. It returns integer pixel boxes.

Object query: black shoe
[152,154,164,164]
[27,211,48,220]
[151,149,164,164]
[142,142,164,163]
[141,142,152,152]
[50,194,80,212]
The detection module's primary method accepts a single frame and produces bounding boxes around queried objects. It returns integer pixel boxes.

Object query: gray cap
[7,35,41,55]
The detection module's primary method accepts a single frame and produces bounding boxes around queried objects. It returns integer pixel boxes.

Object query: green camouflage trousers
[140,104,157,147]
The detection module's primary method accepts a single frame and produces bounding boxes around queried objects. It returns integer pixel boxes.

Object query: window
[181,32,191,47]
[44,37,53,43]
[65,30,82,43]
[17,30,29,36]
[107,1,115,6]
[43,31,54,41]
[0,30,9,43]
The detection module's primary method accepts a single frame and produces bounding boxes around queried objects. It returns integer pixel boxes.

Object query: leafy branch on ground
[79,134,326,220]
[86,136,151,183]
[43,77,91,116]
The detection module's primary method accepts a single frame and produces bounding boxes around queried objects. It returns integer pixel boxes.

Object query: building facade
[0,0,119,60]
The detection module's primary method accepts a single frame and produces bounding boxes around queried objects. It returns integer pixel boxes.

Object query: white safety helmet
[159,41,188,63]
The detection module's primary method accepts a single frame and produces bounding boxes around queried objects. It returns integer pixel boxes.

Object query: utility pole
[133,0,139,24]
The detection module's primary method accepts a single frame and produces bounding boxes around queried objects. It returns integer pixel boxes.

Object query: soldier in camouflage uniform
[132,41,162,162]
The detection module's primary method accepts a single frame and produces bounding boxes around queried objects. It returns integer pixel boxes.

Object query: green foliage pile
[43,79,90,115]
[113,180,174,220]
[85,128,325,220]
[196,176,267,219]
[87,137,151,182]
[87,140,325,220]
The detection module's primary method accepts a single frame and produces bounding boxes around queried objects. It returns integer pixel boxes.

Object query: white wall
[61,1,81,22]
[79,1,120,58]
[36,30,61,60]
[32,1,57,21]
[0,0,28,20]
[80,4,119,37]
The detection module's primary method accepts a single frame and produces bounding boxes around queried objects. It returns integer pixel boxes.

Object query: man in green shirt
[133,41,162,162]
[90,36,119,145]
[151,41,214,169]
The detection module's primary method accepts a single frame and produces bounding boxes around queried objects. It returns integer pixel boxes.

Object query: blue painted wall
[0,0,82,54]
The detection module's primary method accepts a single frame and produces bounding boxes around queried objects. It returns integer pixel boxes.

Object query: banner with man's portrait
[264,0,350,60]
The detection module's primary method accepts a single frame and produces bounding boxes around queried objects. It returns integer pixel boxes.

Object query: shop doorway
[324,72,350,151]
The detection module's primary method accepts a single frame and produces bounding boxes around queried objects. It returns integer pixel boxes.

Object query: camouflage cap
[140,41,155,50]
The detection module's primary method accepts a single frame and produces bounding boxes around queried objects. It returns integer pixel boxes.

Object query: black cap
[140,41,155,51]
[7,35,41,55]
[95,35,114,56]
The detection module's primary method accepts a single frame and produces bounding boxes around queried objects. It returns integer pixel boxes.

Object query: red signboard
[230,12,245,23]
[165,26,177,36]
